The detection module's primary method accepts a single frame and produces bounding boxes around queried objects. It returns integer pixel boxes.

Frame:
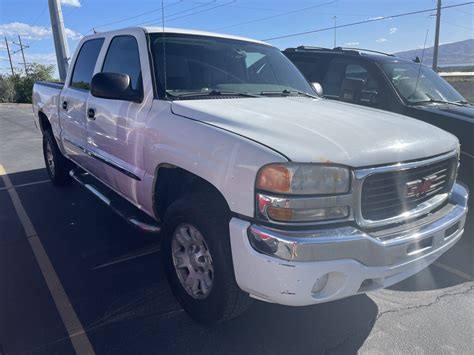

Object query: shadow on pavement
[2,167,472,353]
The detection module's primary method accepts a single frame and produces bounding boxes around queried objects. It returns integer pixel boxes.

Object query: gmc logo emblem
[405,175,438,198]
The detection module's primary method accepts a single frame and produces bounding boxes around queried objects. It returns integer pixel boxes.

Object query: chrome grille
[361,156,458,222]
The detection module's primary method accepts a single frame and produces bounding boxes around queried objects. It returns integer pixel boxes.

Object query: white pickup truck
[33,27,469,324]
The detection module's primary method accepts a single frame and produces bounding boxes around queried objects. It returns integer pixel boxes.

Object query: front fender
[140,100,287,218]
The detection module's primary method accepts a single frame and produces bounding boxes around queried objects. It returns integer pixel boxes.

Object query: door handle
[62,101,68,110]
[87,108,96,120]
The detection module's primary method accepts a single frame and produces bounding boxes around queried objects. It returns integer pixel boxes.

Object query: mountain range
[394,39,473,67]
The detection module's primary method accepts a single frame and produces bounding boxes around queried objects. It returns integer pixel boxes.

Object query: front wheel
[162,193,252,324]
[42,130,72,186]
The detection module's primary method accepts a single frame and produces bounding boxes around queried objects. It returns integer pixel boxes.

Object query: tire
[42,130,72,186]
[161,193,252,324]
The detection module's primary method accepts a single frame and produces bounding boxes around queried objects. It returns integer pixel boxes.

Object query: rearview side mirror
[91,72,143,103]
[311,82,324,96]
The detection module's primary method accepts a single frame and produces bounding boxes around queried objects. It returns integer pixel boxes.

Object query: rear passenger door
[59,38,104,167]
[86,33,153,203]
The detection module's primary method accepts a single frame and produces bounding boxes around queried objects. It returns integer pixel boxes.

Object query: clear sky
[1,0,473,76]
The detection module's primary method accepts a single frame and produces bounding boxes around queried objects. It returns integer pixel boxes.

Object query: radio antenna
[412,29,429,99]
[161,0,168,98]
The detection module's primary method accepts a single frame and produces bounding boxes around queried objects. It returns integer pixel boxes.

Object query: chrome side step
[69,169,161,234]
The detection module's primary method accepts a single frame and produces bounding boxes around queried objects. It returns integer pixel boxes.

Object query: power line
[31,4,48,26]
[87,0,184,33]
[451,6,473,14]
[137,0,219,27]
[262,1,474,41]
[145,0,236,26]
[442,20,473,29]
[212,0,338,31]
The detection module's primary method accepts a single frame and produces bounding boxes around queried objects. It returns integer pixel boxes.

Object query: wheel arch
[38,111,52,133]
[152,163,231,221]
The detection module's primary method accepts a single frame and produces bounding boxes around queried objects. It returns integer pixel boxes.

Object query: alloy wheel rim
[46,142,55,176]
[171,223,214,300]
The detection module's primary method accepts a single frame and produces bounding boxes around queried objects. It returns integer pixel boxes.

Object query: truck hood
[171,97,458,167]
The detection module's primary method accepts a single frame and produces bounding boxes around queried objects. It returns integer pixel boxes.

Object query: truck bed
[32,81,64,133]
[35,81,64,90]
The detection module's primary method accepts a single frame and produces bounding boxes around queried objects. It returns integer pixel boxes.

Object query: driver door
[86,33,153,203]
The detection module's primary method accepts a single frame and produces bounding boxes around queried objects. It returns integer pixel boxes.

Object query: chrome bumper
[248,183,469,267]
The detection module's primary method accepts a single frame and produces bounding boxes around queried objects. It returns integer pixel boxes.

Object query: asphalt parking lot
[0,103,473,354]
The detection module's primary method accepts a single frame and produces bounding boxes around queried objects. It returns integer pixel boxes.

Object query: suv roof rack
[335,47,395,57]
[284,45,335,52]
[284,46,395,57]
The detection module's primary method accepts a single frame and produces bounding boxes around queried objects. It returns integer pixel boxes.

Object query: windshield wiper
[172,90,260,99]
[411,98,466,107]
[260,89,318,99]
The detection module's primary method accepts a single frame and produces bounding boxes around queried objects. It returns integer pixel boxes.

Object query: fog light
[311,273,329,294]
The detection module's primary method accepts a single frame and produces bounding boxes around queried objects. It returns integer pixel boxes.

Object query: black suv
[284,46,473,174]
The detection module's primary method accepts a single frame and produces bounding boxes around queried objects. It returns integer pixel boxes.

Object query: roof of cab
[143,27,271,46]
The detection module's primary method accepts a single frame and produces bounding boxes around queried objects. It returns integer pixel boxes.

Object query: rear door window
[70,38,104,90]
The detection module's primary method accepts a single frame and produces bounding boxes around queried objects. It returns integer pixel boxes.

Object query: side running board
[69,169,161,233]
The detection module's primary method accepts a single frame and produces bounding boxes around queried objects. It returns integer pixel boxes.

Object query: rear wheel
[162,193,252,324]
[42,130,72,186]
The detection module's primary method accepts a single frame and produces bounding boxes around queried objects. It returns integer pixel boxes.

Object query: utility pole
[333,16,337,48]
[48,0,70,81]
[4,37,14,76]
[13,35,29,75]
[432,0,442,71]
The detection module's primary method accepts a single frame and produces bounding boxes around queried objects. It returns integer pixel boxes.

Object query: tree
[0,74,16,103]
[0,63,55,103]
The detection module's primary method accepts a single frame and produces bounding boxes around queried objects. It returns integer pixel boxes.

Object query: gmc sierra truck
[33,27,469,324]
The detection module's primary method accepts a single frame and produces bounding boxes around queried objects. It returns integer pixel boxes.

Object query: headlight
[256,163,350,195]
[255,163,352,224]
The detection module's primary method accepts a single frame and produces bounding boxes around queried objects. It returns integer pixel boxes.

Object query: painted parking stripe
[92,244,161,270]
[0,179,50,191]
[0,165,95,354]
[433,261,474,281]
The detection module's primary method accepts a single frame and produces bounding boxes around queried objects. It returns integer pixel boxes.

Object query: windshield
[149,33,315,99]
[382,62,465,104]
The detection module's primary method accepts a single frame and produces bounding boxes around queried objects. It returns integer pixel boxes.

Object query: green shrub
[0,63,55,103]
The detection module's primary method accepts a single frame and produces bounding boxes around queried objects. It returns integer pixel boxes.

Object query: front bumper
[229,183,469,306]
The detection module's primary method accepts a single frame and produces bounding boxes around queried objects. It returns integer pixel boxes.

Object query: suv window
[323,61,380,106]
[286,55,327,83]
[70,38,104,90]
[102,36,143,92]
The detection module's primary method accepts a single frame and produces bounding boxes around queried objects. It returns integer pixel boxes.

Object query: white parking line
[433,261,474,281]
[92,245,161,270]
[0,165,95,354]
[0,179,50,191]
